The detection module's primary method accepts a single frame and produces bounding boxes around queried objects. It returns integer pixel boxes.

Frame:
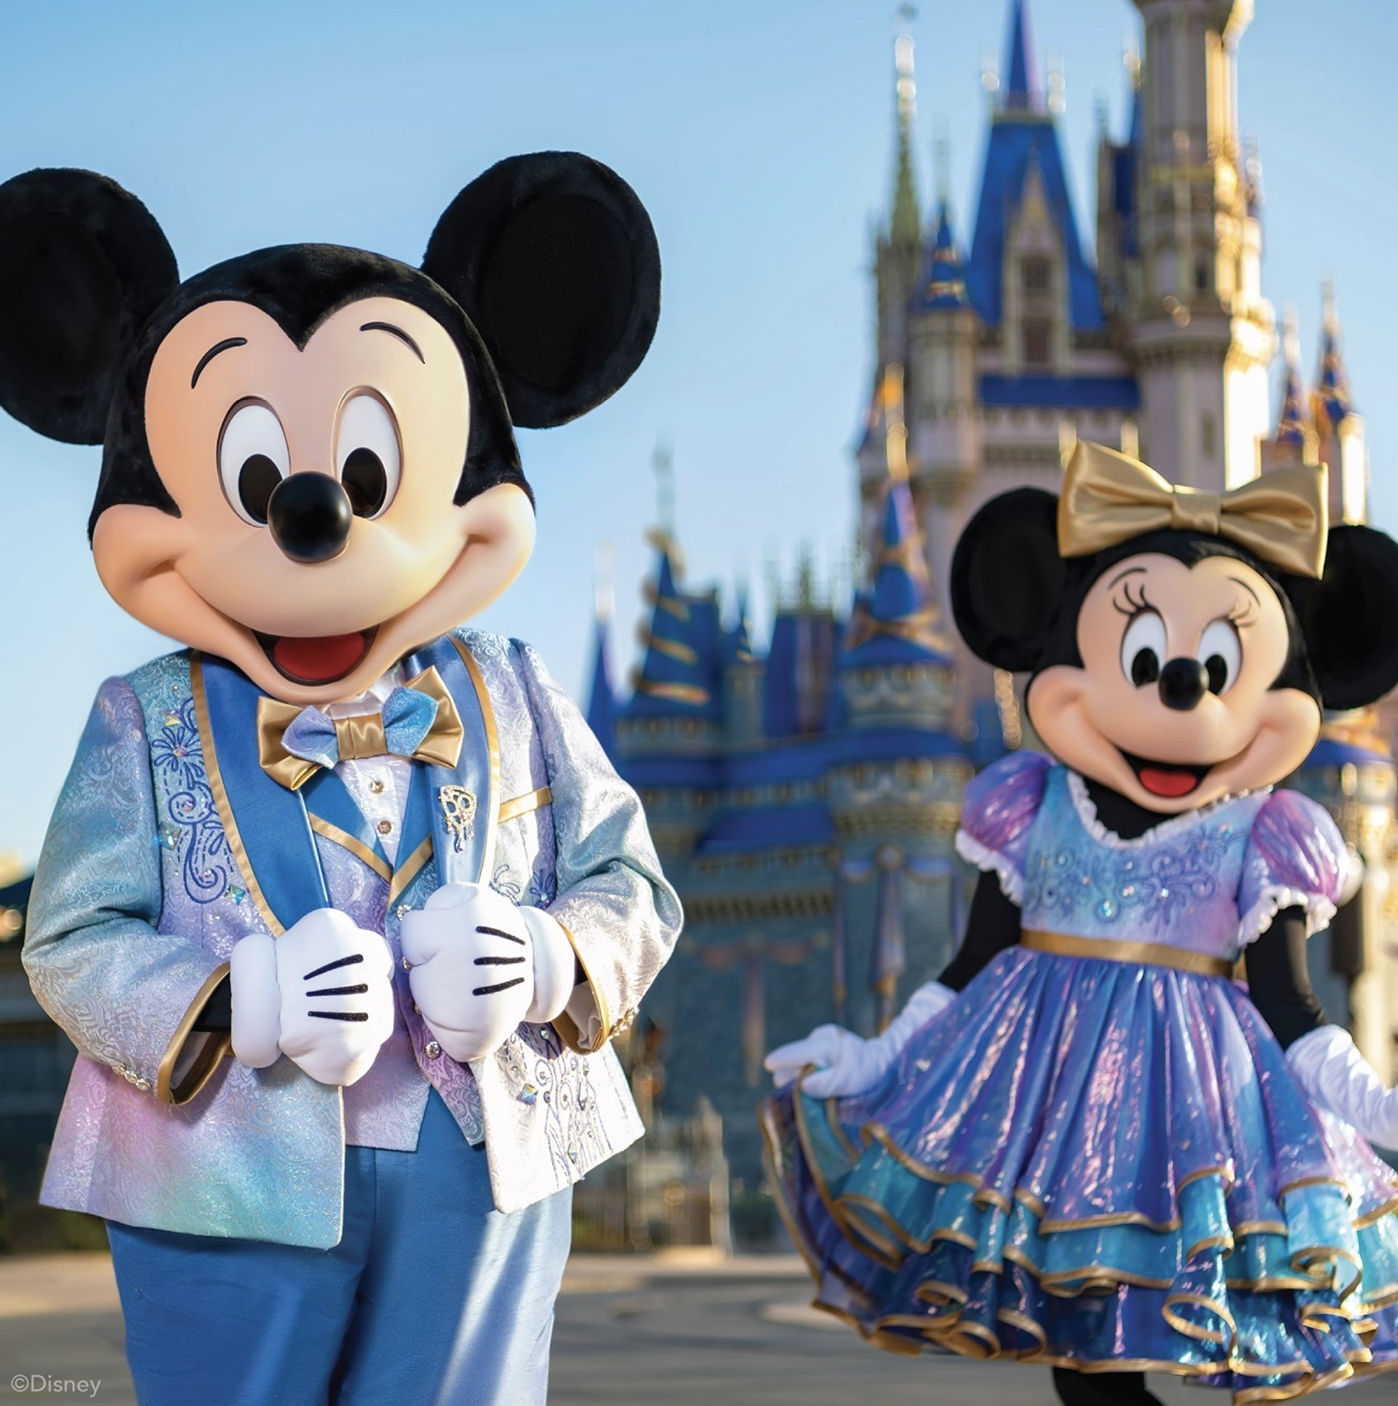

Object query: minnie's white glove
[764,980,956,1097]
[229,908,395,1086]
[399,882,576,1062]
[1287,1024,1398,1151]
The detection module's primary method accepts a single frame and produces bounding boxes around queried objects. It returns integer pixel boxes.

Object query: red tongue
[1139,767,1200,799]
[272,633,366,683]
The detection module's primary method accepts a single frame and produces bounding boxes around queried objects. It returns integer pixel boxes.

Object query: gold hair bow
[1058,442,1328,580]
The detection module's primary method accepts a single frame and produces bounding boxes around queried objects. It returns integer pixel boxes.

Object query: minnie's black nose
[1158,657,1209,711]
[267,473,353,563]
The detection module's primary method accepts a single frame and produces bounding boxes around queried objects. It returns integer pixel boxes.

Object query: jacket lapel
[301,769,393,882]
[398,635,500,894]
[191,654,331,936]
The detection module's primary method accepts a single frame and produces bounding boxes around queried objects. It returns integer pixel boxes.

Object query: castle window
[1194,260,1210,293]
[1021,256,1051,295]
[1022,318,1052,367]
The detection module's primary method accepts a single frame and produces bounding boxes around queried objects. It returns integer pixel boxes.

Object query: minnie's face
[91,293,535,705]
[1026,551,1321,812]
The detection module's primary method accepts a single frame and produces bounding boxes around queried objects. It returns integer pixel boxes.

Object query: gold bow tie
[1059,441,1328,580]
[257,665,464,791]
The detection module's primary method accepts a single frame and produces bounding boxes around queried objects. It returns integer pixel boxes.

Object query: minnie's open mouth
[1117,748,1213,799]
[254,628,377,685]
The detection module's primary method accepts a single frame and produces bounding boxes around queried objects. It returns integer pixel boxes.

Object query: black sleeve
[1245,904,1328,1049]
[192,974,233,1033]
[939,869,1022,992]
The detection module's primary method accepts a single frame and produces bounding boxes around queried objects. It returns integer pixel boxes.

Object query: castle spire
[585,615,619,758]
[889,29,921,248]
[1273,309,1311,451]
[629,541,713,714]
[1003,0,1043,113]
[1313,282,1352,436]
[914,198,969,310]
[844,463,947,664]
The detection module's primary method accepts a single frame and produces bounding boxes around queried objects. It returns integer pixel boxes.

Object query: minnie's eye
[336,393,401,519]
[1120,611,1166,687]
[1197,619,1241,694]
[218,401,290,526]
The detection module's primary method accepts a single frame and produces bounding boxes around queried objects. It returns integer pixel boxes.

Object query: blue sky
[3,0,1395,866]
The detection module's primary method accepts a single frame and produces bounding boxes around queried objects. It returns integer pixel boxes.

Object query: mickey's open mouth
[254,628,377,685]
[1117,748,1213,799]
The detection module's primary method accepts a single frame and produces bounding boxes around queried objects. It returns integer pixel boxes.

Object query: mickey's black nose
[1158,657,1209,711]
[267,473,353,563]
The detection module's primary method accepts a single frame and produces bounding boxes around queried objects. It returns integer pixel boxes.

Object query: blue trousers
[107,1090,573,1406]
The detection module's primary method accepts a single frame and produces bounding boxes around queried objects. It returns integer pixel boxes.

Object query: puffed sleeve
[1236,790,1349,948]
[23,677,231,1104]
[953,750,1053,904]
[510,639,683,1053]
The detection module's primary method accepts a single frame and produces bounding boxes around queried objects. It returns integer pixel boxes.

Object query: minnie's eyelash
[1226,600,1258,627]
[1112,578,1153,617]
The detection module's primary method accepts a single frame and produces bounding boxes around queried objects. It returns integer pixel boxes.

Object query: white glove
[228,909,395,1087]
[399,882,576,1063]
[764,980,956,1097]
[1287,1024,1398,1151]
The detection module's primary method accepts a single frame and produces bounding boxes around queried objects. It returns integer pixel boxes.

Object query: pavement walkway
[1,1251,1394,1405]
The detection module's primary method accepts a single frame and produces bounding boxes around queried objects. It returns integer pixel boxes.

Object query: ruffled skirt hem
[760,948,1398,1401]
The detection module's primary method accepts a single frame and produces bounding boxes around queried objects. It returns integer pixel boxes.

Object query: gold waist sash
[1020,929,1237,979]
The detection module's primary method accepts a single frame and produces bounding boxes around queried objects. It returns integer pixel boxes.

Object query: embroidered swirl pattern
[151,697,232,906]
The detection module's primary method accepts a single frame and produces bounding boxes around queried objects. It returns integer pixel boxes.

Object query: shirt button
[369,779,385,795]
[425,1040,442,1059]
[377,819,393,835]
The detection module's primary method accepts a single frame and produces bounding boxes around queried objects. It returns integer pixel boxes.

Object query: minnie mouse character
[2,158,680,1406]
[765,442,1398,1403]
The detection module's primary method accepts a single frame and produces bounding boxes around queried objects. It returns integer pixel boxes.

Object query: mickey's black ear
[1286,524,1398,710]
[0,169,178,444]
[422,152,660,430]
[951,488,1066,671]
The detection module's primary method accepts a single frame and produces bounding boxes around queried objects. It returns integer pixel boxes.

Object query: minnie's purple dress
[763,752,1398,1399]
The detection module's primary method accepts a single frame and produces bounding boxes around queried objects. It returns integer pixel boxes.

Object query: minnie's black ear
[0,169,178,444]
[422,152,660,430]
[1286,524,1398,710]
[951,488,1066,671]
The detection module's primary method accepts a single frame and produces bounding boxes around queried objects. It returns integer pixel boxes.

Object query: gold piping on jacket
[191,654,284,937]
[498,786,553,824]
[307,815,393,882]
[156,961,232,1105]
[550,918,613,1055]
[389,836,434,905]
[1020,928,1235,979]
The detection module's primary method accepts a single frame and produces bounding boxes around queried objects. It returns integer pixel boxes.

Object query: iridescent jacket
[24,629,682,1247]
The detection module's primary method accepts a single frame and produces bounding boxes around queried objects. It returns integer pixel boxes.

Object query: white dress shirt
[324,667,410,865]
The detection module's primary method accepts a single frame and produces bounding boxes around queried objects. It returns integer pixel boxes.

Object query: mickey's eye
[218,400,290,526]
[1120,611,1166,687]
[1197,619,1241,695]
[336,392,401,519]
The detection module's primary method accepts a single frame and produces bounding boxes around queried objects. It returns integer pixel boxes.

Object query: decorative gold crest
[438,785,477,852]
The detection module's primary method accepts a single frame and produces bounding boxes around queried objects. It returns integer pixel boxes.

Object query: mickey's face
[0,156,660,706]
[92,294,535,704]
[1027,552,1321,812]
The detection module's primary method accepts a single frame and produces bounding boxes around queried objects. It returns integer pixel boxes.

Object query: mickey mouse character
[2,158,681,1406]
[765,443,1398,1403]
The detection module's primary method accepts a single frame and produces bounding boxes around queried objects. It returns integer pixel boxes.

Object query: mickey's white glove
[399,882,576,1063]
[765,980,956,1097]
[1287,1024,1398,1151]
[228,909,395,1086]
